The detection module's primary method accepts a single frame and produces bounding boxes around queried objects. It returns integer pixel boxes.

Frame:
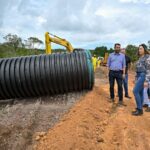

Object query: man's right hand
[106,68,110,78]
[122,74,125,79]
[106,73,109,78]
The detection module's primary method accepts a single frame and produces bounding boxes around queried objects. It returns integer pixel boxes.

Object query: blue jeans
[133,73,146,110]
[123,74,129,96]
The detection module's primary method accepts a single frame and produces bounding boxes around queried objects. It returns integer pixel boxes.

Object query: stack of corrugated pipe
[0,50,94,100]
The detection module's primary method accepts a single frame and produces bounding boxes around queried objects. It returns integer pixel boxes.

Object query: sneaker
[132,109,143,116]
[132,108,138,113]
[108,98,115,103]
[145,107,150,112]
[117,101,127,107]
[125,95,132,99]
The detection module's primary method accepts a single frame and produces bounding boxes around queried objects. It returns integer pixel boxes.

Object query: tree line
[1,33,150,62]
[92,42,150,62]
[2,33,43,51]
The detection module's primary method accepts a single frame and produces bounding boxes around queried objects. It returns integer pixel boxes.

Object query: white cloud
[120,0,150,4]
[37,16,47,26]
[95,7,125,18]
[0,0,150,48]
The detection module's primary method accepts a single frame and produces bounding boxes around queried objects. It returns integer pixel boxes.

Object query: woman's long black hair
[138,43,149,56]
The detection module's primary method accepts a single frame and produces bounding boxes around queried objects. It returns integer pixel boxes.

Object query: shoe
[108,98,115,103]
[125,95,132,99]
[132,108,138,113]
[143,104,148,108]
[117,101,126,107]
[132,109,143,116]
[145,107,150,112]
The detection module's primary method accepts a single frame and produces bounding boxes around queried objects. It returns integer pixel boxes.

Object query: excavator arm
[45,32,74,54]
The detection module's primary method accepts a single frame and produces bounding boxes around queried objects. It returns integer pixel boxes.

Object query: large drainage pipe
[0,51,94,100]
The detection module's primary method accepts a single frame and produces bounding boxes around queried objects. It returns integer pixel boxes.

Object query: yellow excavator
[101,52,109,66]
[45,32,74,54]
[45,32,97,71]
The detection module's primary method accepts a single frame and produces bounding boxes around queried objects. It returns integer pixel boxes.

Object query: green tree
[3,33,22,51]
[27,37,43,49]
[126,44,138,62]
[108,48,114,54]
[93,46,108,57]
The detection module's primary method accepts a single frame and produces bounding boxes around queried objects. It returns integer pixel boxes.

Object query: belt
[136,72,146,74]
[110,70,123,72]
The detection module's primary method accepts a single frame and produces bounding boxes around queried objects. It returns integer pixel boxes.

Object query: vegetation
[0,44,68,58]
[0,33,66,58]
[91,46,114,57]
[91,43,150,62]
[0,44,45,58]
[27,37,43,50]
[0,33,150,62]
[126,45,138,62]
[3,33,23,51]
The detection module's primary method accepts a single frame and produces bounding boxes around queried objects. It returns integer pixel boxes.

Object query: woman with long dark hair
[132,44,150,116]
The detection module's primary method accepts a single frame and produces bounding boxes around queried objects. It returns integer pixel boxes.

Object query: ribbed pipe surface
[0,51,94,100]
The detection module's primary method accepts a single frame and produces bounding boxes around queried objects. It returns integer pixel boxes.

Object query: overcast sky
[0,0,150,49]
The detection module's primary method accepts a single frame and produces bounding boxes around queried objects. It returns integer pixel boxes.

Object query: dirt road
[35,67,150,150]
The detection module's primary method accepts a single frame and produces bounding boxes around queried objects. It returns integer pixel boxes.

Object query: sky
[0,0,150,49]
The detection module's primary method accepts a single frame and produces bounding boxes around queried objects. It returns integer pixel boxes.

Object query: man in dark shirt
[121,48,131,99]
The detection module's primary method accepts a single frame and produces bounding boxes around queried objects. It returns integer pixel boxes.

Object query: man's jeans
[109,70,123,101]
[123,74,129,96]
[133,73,146,110]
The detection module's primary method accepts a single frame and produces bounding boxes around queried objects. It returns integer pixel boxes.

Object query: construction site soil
[1,67,150,150]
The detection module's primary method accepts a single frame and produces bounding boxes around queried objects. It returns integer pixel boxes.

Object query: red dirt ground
[35,68,150,150]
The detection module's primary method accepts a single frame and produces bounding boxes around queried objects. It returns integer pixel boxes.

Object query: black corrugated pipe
[0,50,94,100]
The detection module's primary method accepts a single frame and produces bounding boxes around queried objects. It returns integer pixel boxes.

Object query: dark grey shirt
[136,54,150,82]
[125,55,131,74]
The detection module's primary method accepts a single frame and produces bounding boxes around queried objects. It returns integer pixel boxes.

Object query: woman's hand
[144,82,148,87]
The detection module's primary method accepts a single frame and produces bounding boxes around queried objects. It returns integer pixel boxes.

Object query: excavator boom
[45,32,74,54]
